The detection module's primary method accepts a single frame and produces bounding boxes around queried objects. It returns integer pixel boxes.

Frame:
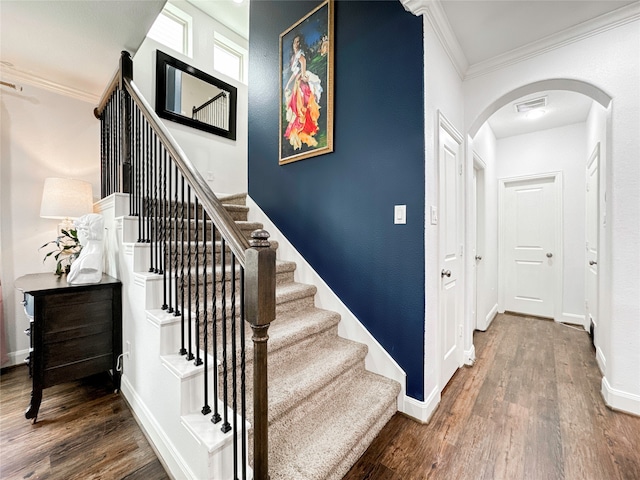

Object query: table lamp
[40,178,94,233]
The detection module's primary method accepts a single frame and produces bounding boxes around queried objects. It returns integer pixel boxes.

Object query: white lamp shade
[40,177,94,219]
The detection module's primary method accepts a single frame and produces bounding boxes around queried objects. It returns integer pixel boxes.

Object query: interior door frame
[470,153,486,331]
[437,110,464,392]
[498,172,564,321]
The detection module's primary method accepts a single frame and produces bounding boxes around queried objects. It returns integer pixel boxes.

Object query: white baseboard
[596,346,606,375]
[464,344,476,366]
[5,348,30,368]
[558,312,587,329]
[402,386,440,423]
[478,304,498,331]
[601,376,640,417]
[245,196,407,398]
[121,375,195,480]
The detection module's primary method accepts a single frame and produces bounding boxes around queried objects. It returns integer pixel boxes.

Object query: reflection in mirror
[156,50,237,140]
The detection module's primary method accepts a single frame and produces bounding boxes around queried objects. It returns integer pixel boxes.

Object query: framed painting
[279,0,334,165]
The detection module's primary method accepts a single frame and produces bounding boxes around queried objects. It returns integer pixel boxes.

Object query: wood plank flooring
[343,313,640,480]
[0,368,169,480]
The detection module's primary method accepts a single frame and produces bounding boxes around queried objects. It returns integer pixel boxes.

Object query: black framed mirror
[155,50,237,140]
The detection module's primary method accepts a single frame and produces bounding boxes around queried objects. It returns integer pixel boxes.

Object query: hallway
[343,314,640,480]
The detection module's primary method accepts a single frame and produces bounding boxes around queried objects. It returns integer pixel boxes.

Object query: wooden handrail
[122,76,250,266]
[93,68,119,119]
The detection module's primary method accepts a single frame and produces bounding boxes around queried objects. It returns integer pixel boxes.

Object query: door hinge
[459,164,463,176]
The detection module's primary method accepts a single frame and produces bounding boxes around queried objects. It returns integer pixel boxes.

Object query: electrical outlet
[126,341,131,357]
[458,325,463,337]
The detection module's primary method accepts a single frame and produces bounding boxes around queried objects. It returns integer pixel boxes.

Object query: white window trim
[150,3,193,58]
[214,32,248,84]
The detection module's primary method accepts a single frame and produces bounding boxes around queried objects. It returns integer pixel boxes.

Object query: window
[214,33,247,83]
[147,4,193,57]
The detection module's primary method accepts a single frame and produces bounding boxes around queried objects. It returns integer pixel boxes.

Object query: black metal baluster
[161,148,168,311]
[231,253,238,478]
[173,165,181,317]
[128,94,134,215]
[186,185,194,361]
[202,213,211,415]
[146,122,152,245]
[221,238,231,434]
[107,98,112,196]
[179,176,187,356]
[240,266,247,480]
[211,222,221,425]
[136,111,143,242]
[136,107,141,224]
[166,156,173,313]
[194,197,202,367]
[149,134,157,273]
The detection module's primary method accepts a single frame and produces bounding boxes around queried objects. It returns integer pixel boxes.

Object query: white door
[502,175,560,319]
[586,145,599,330]
[471,168,478,330]
[439,116,463,388]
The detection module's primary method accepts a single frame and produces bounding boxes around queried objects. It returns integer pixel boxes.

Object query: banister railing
[95,51,274,480]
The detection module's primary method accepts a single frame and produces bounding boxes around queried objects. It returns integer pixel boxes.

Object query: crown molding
[401,0,639,82]
[401,0,468,80]
[0,66,99,104]
[464,2,640,80]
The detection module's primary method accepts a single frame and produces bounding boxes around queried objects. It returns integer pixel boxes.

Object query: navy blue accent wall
[248,0,425,400]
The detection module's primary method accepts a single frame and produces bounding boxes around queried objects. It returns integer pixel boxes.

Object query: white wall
[133,0,248,195]
[471,122,498,330]
[463,19,640,411]
[422,15,465,417]
[0,83,100,366]
[496,123,587,323]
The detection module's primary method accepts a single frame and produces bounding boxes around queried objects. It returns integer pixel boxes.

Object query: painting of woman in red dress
[283,34,323,151]
[279,0,333,164]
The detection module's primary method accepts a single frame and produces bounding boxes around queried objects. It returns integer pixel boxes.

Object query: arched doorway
[465,79,611,371]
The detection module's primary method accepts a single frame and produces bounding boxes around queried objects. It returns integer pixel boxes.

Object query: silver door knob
[475,255,482,261]
[546,253,553,258]
[441,269,451,278]
[589,260,597,265]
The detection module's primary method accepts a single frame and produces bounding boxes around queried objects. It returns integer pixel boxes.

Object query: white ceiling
[440,0,637,66]
[487,90,595,138]
[187,0,249,39]
[0,0,165,101]
[405,0,639,136]
[1,0,637,136]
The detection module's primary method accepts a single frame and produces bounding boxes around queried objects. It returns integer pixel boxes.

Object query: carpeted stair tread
[275,281,316,304]
[265,335,367,423]
[267,370,401,480]
[268,308,340,353]
[209,307,340,365]
[216,193,247,206]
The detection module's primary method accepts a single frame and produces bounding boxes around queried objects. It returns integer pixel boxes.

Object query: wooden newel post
[119,51,133,194]
[245,229,276,480]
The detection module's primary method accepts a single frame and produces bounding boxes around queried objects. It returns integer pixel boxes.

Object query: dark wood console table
[14,273,122,422]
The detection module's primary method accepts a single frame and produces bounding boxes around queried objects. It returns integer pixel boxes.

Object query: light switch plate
[430,206,438,225]
[394,205,406,224]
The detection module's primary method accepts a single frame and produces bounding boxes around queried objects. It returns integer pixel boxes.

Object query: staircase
[210,194,401,479]
[102,191,400,479]
[96,52,401,479]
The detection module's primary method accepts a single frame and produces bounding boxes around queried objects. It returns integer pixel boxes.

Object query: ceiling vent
[514,96,547,113]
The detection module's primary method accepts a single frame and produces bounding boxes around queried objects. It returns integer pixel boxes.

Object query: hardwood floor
[343,313,640,480]
[0,367,168,480]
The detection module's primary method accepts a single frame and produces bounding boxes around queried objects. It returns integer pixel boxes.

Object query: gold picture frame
[279,0,334,165]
